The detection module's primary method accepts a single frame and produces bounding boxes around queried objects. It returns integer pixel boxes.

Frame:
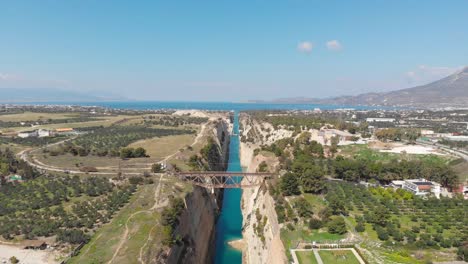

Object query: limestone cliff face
[166,186,221,264]
[239,114,288,264]
[166,118,230,264]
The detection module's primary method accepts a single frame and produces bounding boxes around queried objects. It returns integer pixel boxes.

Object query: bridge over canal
[173,171,274,188]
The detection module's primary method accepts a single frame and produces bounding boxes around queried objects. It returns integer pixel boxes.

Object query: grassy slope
[69,183,160,264]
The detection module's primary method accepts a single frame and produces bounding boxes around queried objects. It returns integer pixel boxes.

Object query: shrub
[376,227,389,241]
[327,216,347,235]
[79,166,98,173]
[129,176,144,185]
[308,218,322,230]
[355,222,365,232]
[151,163,163,173]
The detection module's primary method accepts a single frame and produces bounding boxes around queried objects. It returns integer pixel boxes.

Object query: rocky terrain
[271,66,468,108]
[238,113,288,264]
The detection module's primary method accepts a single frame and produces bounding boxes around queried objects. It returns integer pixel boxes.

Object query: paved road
[417,140,468,161]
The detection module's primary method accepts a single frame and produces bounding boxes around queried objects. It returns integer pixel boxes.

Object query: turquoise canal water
[214,112,243,264]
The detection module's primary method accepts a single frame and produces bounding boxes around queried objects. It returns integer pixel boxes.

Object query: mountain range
[0,88,127,103]
[270,66,468,108]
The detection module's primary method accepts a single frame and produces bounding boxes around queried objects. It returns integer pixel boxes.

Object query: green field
[296,250,318,264]
[281,228,344,254]
[319,250,360,264]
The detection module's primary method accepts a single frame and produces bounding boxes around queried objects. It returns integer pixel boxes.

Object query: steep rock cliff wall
[166,118,230,264]
[239,114,288,264]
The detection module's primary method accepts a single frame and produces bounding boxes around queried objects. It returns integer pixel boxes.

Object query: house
[55,128,75,135]
[366,117,396,123]
[17,130,38,138]
[452,184,468,200]
[38,129,51,137]
[7,175,23,182]
[389,180,405,189]
[402,179,441,198]
[24,240,47,250]
[444,135,468,142]
[420,130,435,136]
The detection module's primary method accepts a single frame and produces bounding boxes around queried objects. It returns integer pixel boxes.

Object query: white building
[398,179,441,198]
[18,130,38,138]
[366,117,396,123]
[38,129,51,137]
[444,135,468,142]
[420,130,435,136]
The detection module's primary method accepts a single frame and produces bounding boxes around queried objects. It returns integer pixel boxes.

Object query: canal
[214,112,243,264]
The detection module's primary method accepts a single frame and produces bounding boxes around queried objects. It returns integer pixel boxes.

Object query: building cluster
[310,128,362,146]
[390,179,442,198]
[390,178,468,199]
[17,128,76,138]
[421,129,468,142]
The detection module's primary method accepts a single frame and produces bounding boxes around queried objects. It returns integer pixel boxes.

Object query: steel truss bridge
[174,171,274,188]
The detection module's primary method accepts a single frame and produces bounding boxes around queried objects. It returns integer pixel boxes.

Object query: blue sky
[0,0,467,101]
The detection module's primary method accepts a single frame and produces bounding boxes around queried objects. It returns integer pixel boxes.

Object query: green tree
[9,256,19,264]
[133,147,147,157]
[458,242,468,261]
[279,173,300,196]
[355,222,365,232]
[308,218,322,229]
[327,216,347,235]
[120,147,134,159]
[294,197,313,218]
[301,167,325,194]
[151,163,163,173]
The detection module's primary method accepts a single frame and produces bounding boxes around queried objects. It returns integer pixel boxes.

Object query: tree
[327,216,347,235]
[372,206,390,227]
[308,218,322,230]
[133,147,147,158]
[151,163,163,173]
[120,147,134,159]
[375,226,389,241]
[294,197,313,218]
[458,242,468,261]
[9,256,19,264]
[326,195,347,215]
[355,222,365,232]
[301,167,325,194]
[279,173,300,196]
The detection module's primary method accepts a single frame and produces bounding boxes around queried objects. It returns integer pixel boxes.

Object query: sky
[0,0,467,101]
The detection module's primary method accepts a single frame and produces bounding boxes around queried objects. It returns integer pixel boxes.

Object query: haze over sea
[15,101,384,111]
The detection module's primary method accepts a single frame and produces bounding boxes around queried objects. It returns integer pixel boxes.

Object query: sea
[14,101,382,111]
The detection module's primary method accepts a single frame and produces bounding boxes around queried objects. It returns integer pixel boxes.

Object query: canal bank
[214,112,243,264]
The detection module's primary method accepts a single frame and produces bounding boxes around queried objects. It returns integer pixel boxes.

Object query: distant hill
[0,88,127,103]
[273,66,468,108]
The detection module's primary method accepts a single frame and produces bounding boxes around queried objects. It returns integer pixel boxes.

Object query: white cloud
[0,73,18,81]
[297,41,313,53]
[326,40,342,51]
[405,65,463,85]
